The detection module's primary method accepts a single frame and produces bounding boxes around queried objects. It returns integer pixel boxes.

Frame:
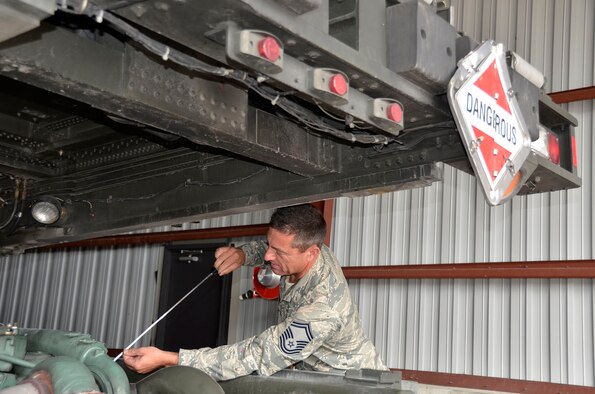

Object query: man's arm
[214,241,267,275]
[123,347,179,374]
[179,302,341,381]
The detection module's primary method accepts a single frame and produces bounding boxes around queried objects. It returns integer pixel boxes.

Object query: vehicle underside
[0,0,580,253]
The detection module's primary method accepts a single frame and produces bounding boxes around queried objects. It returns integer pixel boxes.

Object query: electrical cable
[74,167,268,204]
[66,3,393,145]
[389,128,458,151]
[185,167,269,186]
[0,179,23,231]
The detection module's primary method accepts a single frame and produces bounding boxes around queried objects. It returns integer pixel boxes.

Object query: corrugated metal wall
[0,211,274,348]
[0,246,162,348]
[330,0,594,386]
[0,0,593,388]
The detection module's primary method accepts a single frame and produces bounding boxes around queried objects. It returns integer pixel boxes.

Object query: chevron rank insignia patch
[279,321,313,355]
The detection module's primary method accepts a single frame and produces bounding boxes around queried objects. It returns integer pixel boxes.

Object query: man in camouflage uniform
[124,204,387,381]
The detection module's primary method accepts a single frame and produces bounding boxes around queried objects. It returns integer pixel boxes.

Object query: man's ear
[306,244,321,262]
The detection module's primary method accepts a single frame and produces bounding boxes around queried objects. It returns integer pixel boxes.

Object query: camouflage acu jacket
[178,242,388,381]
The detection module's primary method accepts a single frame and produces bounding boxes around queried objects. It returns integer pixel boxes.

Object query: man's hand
[214,246,245,276]
[123,346,179,374]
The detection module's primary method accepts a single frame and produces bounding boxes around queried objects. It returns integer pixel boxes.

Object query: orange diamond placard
[449,41,531,205]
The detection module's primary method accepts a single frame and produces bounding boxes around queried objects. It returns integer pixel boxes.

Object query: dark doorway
[155,243,231,352]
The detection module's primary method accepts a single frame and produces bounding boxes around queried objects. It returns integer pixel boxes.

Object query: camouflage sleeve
[238,241,267,267]
[178,302,342,381]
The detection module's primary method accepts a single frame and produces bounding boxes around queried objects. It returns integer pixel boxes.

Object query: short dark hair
[269,204,326,251]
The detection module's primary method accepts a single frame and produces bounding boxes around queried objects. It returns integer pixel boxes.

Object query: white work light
[31,198,61,225]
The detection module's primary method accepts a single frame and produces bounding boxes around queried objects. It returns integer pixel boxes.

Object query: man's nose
[264,247,275,261]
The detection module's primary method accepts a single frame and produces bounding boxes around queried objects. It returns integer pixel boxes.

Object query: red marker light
[387,103,403,123]
[328,73,348,96]
[548,132,560,165]
[258,36,281,62]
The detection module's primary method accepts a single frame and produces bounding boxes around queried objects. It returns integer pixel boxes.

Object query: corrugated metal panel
[328,0,595,386]
[0,210,275,348]
[232,266,278,342]
[0,246,161,348]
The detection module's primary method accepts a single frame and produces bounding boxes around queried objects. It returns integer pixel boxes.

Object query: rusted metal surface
[549,85,595,104]
[343,261,595,279]
[323,200,334,246]
[397,369,595,394]
[308,200,334,247]
[42,224,270,250]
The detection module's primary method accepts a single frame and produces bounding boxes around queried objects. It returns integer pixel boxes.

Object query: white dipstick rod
[113,268,217,362]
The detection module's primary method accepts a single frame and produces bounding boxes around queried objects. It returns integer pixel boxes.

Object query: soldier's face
[264,228,319,282]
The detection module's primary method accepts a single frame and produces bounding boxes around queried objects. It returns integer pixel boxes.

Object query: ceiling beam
[41,224,269,250]
[397,369,594,394]
[342,261,595,279]
[549,85,595,104]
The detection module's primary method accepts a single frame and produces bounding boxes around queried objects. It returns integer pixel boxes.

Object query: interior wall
[329,0,594,386]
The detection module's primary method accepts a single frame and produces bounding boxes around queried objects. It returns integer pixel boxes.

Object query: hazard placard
[448,41,531,205]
